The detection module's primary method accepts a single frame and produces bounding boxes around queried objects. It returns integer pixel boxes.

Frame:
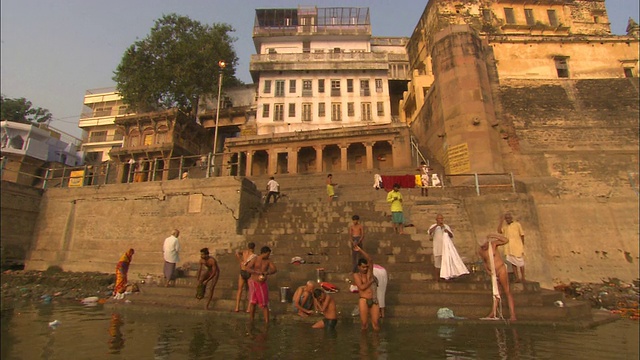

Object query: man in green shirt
[386,183,404,234]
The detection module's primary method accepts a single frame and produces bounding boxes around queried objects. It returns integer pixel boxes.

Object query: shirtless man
[292,280,316,317]
[234,242,257,312]
[352,245,380,331]
[246,246,278,324]
[348,215,365,273]
[477,234,517,321]
[311,288,337,329]
[196,248,220,310]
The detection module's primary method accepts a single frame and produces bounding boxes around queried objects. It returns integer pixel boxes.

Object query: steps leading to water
[106,169,594,325]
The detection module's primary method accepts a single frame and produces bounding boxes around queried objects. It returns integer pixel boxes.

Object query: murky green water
[1,303,637,359]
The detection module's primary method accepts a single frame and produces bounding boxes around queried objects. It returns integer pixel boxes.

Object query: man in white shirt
[163,229,180,287]
[265,177,280,204]
[428,214,453,281]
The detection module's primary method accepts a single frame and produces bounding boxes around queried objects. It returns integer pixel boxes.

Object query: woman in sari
[113,249,135,297]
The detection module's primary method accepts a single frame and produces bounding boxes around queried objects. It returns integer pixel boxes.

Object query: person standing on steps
[326,174,338,202]
[497,212,526,283]
[196,248,220,310]
[247,246,277,324]
[352,245,380,331]
[162,229,180,287]
[265,177,280,204]
[348,215,365,273]
[386,183,404,234]
[477,234,516,321]
[428,214,452,282]
[234,242,257,312]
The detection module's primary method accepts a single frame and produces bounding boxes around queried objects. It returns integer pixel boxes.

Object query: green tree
[113,14,241,115]
[0,95,53,124]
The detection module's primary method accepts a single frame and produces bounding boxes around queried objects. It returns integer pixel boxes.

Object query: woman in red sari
[113,249,135,297]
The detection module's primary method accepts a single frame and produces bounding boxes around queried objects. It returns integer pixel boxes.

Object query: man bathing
[477,234,517,321]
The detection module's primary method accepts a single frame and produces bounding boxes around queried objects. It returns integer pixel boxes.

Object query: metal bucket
[316,268,325,283]
[279,287,290,303]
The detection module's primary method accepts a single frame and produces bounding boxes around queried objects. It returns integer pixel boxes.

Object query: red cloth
[381,175,415,191]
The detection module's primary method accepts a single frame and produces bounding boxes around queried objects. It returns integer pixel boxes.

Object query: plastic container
[316,268,325,283]
[280,287,290,303]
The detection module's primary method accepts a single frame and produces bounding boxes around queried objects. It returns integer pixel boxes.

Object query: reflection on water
[1,303,637,359]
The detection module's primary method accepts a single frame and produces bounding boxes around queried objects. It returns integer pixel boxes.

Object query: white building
[78,87,129,163]
[249,6,409,136]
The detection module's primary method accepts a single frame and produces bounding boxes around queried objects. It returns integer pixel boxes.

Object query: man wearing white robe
[428,214,468,281]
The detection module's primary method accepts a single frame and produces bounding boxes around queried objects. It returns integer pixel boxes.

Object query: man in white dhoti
[428,214,469,281]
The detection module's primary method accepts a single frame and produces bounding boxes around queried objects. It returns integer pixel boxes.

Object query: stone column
[340,145,348,171]
[267,149,277,175]
[314,146,323,173]
[245,151,253,177]
[288,147,298,174]
[365,142,374,170]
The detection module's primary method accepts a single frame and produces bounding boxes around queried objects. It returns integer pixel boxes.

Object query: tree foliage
[113,14,241,115]
[0,95,53,124]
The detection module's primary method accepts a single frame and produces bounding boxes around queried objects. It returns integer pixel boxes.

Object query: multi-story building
[223,6,414,176]
[78,87,129,164]
[402,0,639,175]
[1,121,82,186]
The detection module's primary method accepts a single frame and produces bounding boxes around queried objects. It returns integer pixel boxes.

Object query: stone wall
[0,181,43,266]
[25,177,262,276]
[494,77,639,285]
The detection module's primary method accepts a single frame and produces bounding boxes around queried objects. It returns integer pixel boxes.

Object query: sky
[1,0,638,138]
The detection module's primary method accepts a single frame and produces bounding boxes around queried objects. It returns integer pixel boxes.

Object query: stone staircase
[107,169,595,325]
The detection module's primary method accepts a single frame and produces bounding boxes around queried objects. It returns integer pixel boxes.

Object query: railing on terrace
[1,155,517,196]
[251,52,388,63]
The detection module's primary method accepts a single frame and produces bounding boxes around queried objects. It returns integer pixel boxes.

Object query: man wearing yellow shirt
[497,213,526,282]
[386,183,404,234]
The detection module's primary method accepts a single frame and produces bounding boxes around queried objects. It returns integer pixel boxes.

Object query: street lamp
[211,60,226,177]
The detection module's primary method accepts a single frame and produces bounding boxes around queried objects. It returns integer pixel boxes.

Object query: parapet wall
[25,177,262,276]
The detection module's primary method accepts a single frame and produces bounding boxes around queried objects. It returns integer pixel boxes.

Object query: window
[361,103,371,121]
[302,103,312,121]
[482,9,492,22]
[303,41,311,53]
[274,103,284,121]
[89,131,107,142]
[129,134,139,147]
[114,130,124,141]
[377,102,384,116]
[525,9,535,26]
[375,79,383,93]
[262,104,270,118]
[547,9,558,27]
[289,80,296,93]
[347,79,354,93]
[94,107,112,117]
[360,79,370,96]
[264,80,272,94]
[331,79,341,96]
[624,68,634,78]
[347,102,355,116]
[156,131,168,144]
[593,16,599,24]
[318,102,326,117]
[288,103,296,117]
[143,133,154,146]
[268,48,277,54]
[554,57,569,78]
[504,8,516,24]
[275,80,285,97]
[318,79,325,93]
[302,80,312,96]
[331,103,342,121]
[117,105,128,116]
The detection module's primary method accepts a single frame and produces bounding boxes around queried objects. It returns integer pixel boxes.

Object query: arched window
[156,126,169,144]
[129,130,140,147]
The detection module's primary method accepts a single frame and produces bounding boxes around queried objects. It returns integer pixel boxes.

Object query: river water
[1,303,637,360]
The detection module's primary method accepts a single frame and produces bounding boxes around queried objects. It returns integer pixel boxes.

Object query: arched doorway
[322,145,341,173]
[297,146,316,174]
[252,150,269,176]
[373,141,393,170]
[347,143,366,171]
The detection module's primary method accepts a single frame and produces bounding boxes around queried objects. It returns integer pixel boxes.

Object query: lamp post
[211,60,226,177]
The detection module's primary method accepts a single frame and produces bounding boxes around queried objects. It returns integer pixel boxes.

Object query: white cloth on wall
[439,233,469,280]
[431,174,441,187]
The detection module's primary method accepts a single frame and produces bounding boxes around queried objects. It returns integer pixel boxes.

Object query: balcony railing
[251,51,388,64]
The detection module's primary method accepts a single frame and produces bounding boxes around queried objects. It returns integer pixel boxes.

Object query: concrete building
[79,87,129,164]
[1,121,82,186]
[223,6,414,176]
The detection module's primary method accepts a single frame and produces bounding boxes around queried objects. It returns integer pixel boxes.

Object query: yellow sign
[69,170,85,187]
[241,127,257,136]
[447,143,471,174]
